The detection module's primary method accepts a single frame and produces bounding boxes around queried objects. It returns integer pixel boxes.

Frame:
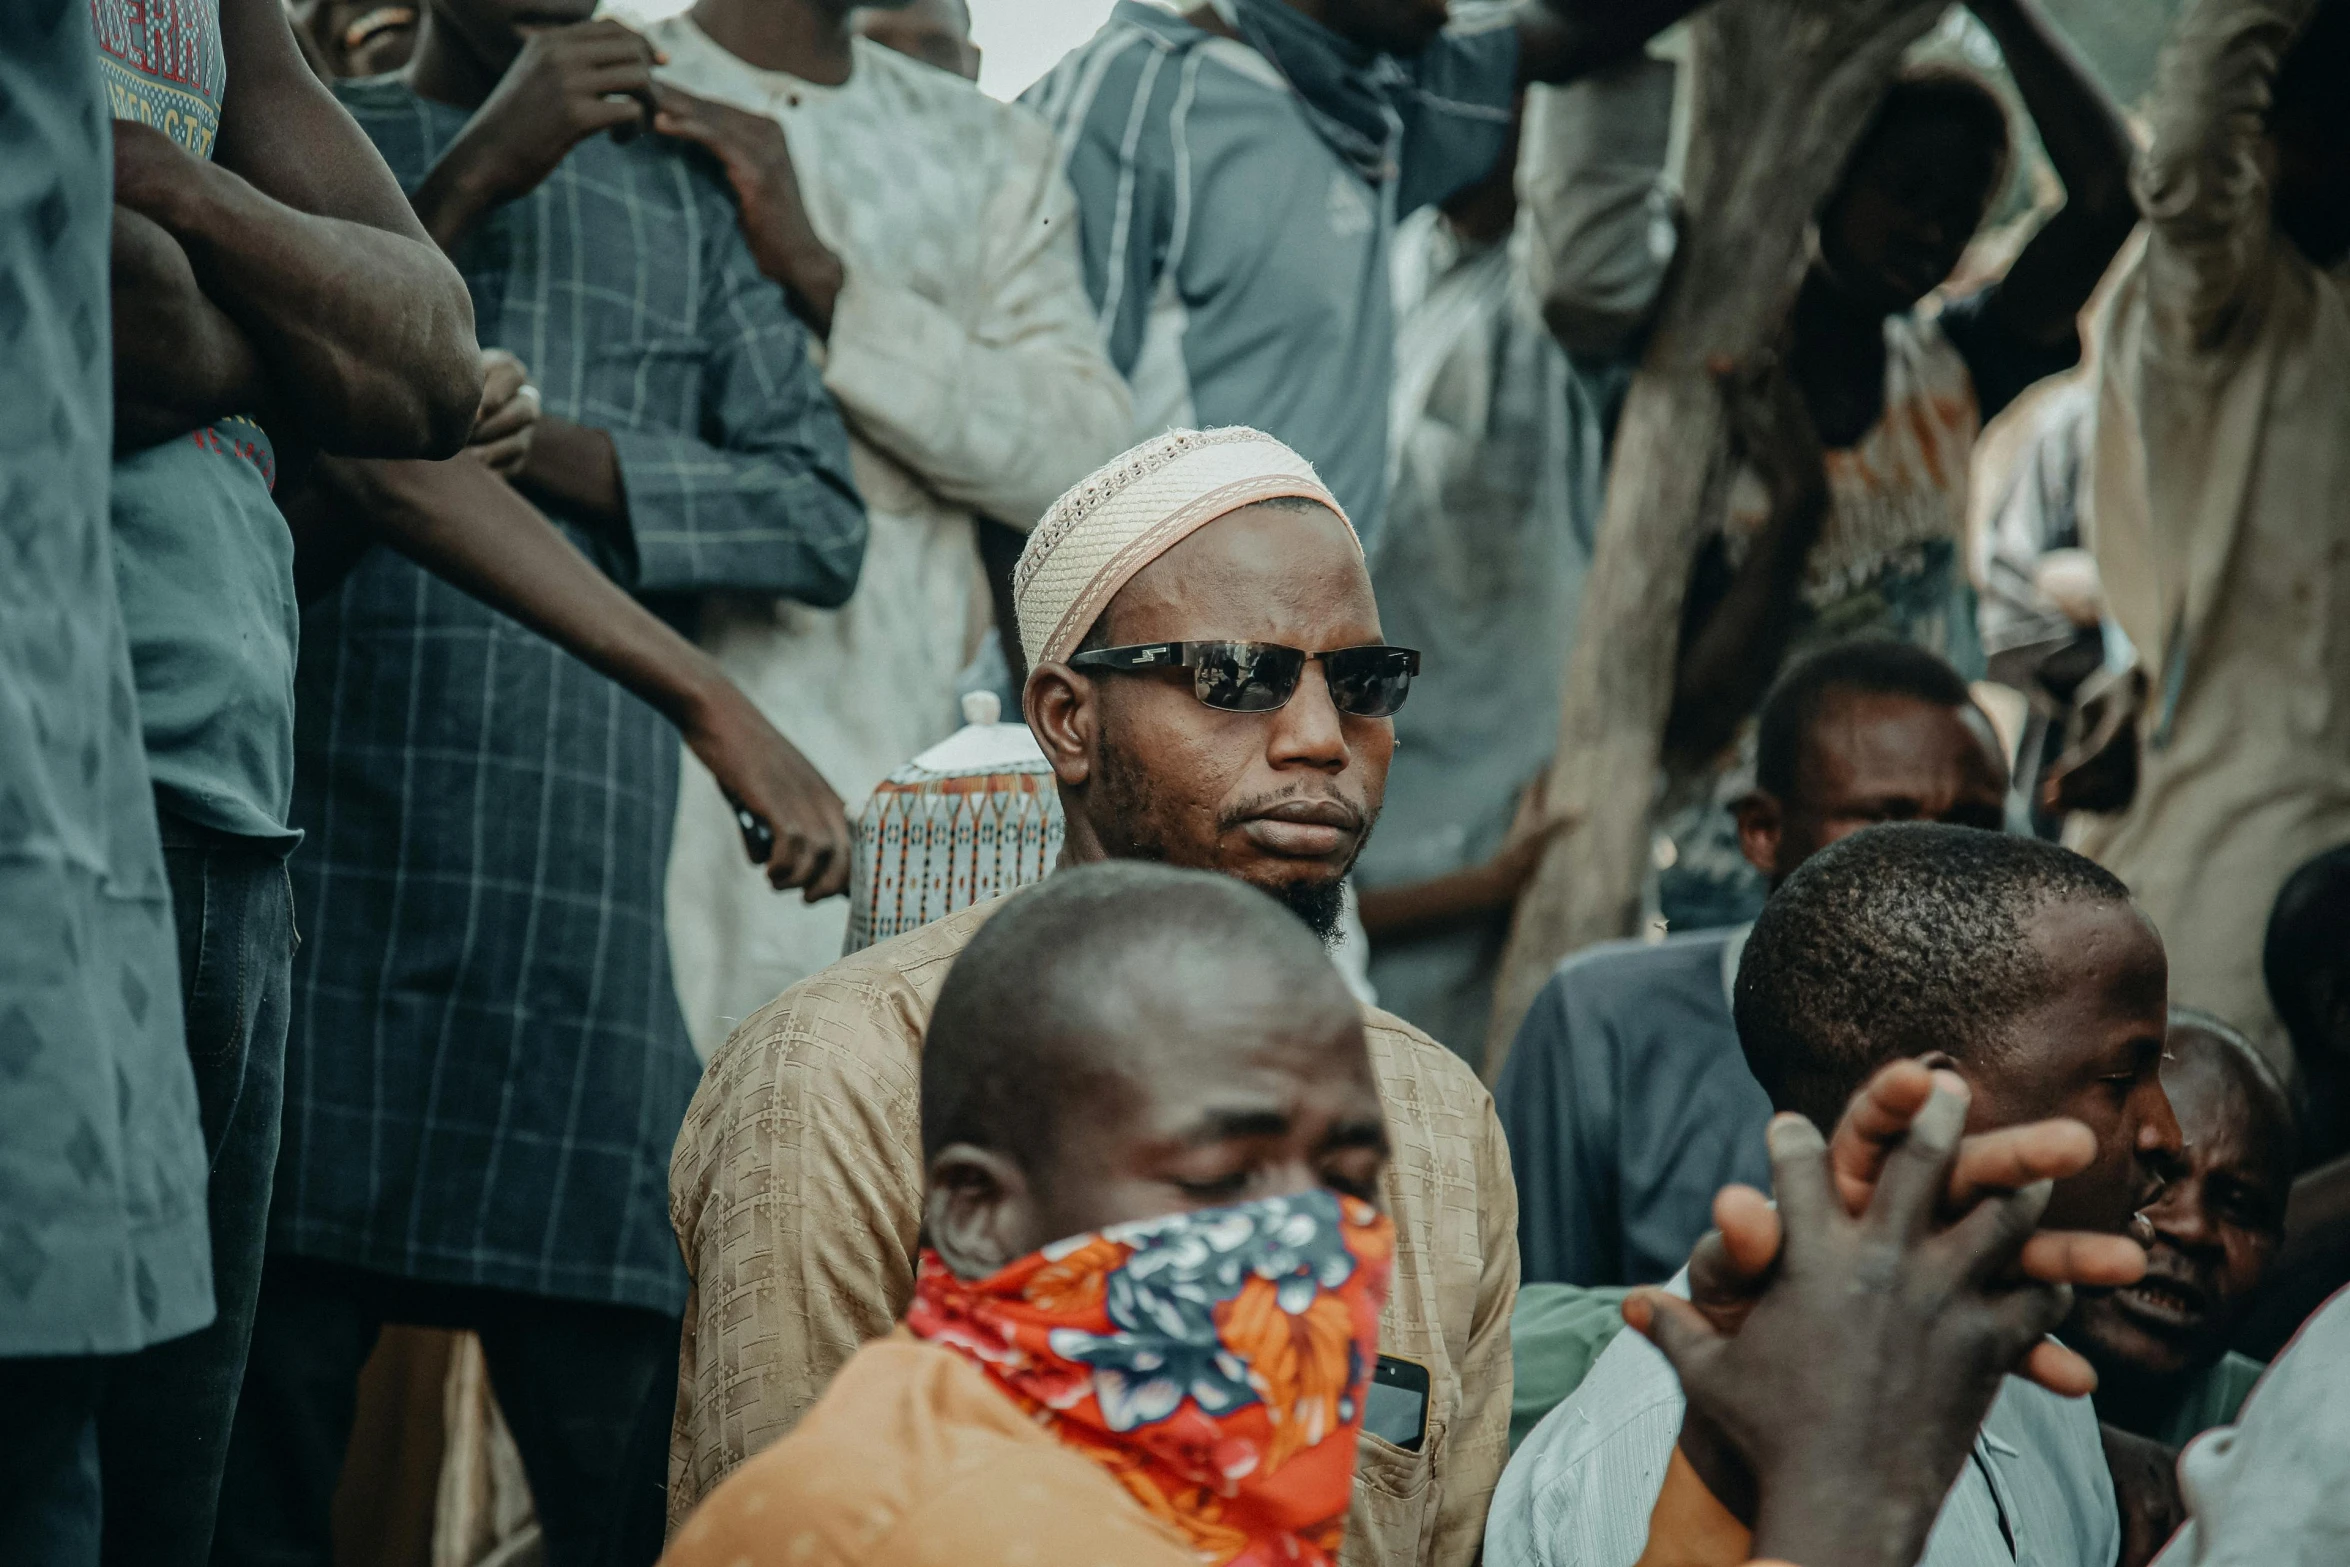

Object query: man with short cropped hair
[671,428,1518,1567]
[1491,822,2184,1567]
[1494,638,2009,1288]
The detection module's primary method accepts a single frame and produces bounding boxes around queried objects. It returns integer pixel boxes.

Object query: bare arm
[1966,0,2138,349]
[109,204,270,454]
[1513,0,1711,88]
[1357,780,1564,940]
[113,0,480,457]
[1663,363,1828,771]
[509,416,627,537]
[290,452,850,897]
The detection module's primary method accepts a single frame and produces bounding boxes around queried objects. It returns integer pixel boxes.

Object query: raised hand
[413,21,662,252]
[1659,1060,2147,1523]
[1684,1061,2146,1377]
[651,84,843,334]
[1632,1084,2081,1567]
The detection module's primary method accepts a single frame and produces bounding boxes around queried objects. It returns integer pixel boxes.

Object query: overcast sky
[968,0,1118,100]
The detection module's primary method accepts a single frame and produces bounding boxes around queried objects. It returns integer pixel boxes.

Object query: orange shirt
[659,1330,1198,1567]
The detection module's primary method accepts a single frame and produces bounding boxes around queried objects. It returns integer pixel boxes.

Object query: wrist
[764,234,844,322]
[415,144,511,244]
[1750,1476,1939,1567]
[670,653,740,738]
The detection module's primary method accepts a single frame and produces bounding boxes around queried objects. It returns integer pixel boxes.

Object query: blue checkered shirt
[273,78,865,1314]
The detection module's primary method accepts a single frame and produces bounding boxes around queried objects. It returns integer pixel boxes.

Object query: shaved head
[923,861,1357,1166]
[921,862,1384,1274]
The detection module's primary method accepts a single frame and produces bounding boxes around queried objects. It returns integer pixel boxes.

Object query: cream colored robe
[2074,0,2350,1069]
[620,16,1134,1057]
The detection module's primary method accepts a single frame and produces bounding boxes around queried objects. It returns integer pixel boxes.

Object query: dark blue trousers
[97,811,296,1567]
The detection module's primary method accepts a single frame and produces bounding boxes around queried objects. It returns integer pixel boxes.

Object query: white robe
[618,15,1133,1057]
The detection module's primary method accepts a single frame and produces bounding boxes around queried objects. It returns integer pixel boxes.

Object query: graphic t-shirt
[91,0,299,847]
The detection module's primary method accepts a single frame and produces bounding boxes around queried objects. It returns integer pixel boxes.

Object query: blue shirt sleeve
[1395,14,1520,217]
[605,192,868,603]
[1494,964,1620,1288]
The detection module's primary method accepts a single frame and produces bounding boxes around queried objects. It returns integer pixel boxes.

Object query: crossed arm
[112,0,480,459]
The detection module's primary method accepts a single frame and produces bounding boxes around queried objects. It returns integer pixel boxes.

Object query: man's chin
[1253,873,1348,946]
[2070,1291,2199,1382]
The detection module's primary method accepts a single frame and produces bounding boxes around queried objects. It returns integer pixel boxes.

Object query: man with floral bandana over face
[662,862,1395,1567]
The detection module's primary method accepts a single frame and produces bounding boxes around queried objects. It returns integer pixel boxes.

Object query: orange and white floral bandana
[906,1190,1395,1566]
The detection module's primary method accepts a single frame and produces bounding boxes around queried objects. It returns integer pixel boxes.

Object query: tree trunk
[1483,0,1948,1082]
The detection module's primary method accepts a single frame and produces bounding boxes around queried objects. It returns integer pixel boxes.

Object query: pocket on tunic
[1348,1421,1446,1567]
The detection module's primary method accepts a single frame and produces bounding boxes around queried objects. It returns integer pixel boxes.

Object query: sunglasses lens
[1325,648,1414,718]
[1194,643,1304,712]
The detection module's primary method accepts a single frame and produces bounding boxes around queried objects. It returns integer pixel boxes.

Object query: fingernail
[1911,1078,1968,1152]
[1766,1113,1825,1159]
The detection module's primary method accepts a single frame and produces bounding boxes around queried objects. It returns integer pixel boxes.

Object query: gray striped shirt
[1489,1269,2121,1567]
[1021,0,1517,542]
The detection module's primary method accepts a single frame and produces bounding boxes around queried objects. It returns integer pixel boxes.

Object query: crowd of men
[2,0,2346,1564]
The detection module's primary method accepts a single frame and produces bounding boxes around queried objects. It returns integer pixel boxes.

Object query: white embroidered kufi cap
[1013,427,1356,671]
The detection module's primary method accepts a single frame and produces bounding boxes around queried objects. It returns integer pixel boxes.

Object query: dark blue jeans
[0,1358,104,1567]
[97,812,296,1567]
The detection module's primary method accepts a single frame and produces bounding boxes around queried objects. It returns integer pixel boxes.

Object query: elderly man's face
[2069,1025,2294,1382]
[1027,502,1391,938]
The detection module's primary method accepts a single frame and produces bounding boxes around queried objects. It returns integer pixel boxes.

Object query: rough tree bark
[1483,0,1950,1082]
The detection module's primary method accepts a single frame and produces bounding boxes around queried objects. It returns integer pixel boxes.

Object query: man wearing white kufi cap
[670,428,1520,1567]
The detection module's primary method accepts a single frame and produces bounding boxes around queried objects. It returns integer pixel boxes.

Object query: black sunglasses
[1068,641,1420,718]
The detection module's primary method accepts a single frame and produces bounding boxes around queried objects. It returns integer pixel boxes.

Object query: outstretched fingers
[1944,1119,2098,1209]
[1762,1114,1839,1258]
[2022,1336,2100,1399]
[1857,1074,1970,1248]
[1828,1058,1940,1211]
[2017,1228,2147,1289]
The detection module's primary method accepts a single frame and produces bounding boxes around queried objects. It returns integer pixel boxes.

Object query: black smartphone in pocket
[1363,1354,1431,1452]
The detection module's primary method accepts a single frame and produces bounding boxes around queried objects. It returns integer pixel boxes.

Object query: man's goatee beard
[1273,876,1348,947]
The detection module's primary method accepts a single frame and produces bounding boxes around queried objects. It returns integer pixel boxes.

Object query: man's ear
[925,1143,1039,1280]
[1024,664,1098,789]
[1733,790,1784,877]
